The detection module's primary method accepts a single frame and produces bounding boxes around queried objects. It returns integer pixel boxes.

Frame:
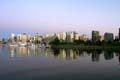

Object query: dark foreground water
[0,45,120,80]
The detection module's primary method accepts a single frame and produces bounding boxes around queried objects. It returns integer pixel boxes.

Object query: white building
[66,32,76,42]
[55,31,77,42]
[80,34,88,41]
[9,33,16,43]
[55,32,67,42]
[43,33,55,39]
[75,34,80,40]
[17,33,29,42]
[29,33,43,43]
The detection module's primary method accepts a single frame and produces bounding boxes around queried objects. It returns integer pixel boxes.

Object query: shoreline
[51,45,120,50]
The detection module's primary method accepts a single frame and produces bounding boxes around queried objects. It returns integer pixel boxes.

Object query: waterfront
[0,45,120,80]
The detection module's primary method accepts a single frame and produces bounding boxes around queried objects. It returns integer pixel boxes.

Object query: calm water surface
[0,45,120,80]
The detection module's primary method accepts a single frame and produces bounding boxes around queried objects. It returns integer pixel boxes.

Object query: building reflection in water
[104,51,114,60]
[9,47,83,60]
[115,51,120,63]
[9,46,54,57]
[9,46,29,57]
[8,46,120,62]
[19,47,29,56]
[91,50,101,62]
[56,49,78,60]
[119,52,120,63]
[52,49,85,60]
[9,46,17,57]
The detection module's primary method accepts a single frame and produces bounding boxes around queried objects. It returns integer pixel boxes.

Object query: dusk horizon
[1,0,120,80]
[0,0,120,38]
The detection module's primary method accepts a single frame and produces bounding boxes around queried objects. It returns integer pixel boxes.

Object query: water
[0,45,120,80]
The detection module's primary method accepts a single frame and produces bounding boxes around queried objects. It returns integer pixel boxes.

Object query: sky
[0,0,120,38]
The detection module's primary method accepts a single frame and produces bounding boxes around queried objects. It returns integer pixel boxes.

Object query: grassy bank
[51,45,120,50]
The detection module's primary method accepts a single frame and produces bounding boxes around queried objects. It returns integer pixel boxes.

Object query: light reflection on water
[0,45,120,80]
[7,45,120,62]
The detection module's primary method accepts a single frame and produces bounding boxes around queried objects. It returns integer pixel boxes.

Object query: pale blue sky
[0,0,120,37]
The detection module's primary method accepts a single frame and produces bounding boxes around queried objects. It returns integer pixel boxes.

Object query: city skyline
[0,27,120,38]
[0,0,120,37]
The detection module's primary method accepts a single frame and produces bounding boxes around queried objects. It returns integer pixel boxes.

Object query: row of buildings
[3,28,120,44]
[92,28,120,42]
[8,32,88,44]
[92,31,114,42]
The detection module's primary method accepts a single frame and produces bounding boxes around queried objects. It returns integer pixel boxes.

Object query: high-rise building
[92,31,100,42]
[75,34,80,40]
[18,33,29,42]
[104,33,114,42]
[66,32,76,42]
[80,34,88,41]
[55,32,67,42]
[9,33,16,43]
[42,33,56,44]
[0,39,2,44]
[100,35,104,41]
[115,35,119,40]
[119,28,120,39]
[55,31,76,42]
[31,33,42,42]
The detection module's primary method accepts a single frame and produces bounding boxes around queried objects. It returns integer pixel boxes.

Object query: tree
[49,37,60,45]
[74,39,84,44]
[34,39,40,44]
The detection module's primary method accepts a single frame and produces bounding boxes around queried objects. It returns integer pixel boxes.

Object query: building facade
[55,32,67,42]
[80,34,88,41]
[66,32,76,42]
[17,33,29,42]
[104,33,114,42]
[30,33,42,43]
[92,31,100,42]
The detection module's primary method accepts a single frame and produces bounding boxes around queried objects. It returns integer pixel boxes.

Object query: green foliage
[34,40,40,44]
[50,37,120,46]
[74,40,84,44]
[49,37,60,45]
